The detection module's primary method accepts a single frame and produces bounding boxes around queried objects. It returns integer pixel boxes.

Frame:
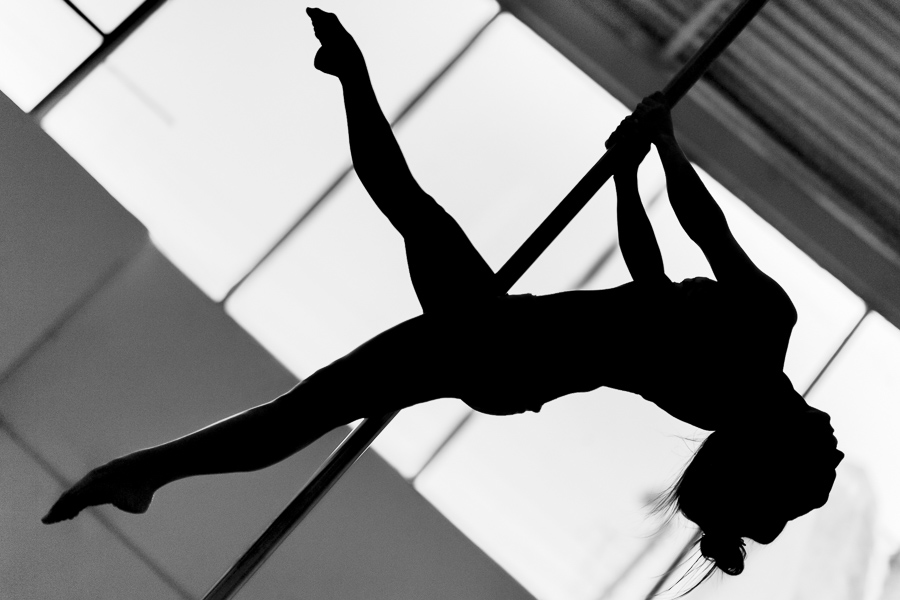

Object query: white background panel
[0,0,100,110]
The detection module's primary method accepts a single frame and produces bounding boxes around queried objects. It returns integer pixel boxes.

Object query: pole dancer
[44,8,843,581]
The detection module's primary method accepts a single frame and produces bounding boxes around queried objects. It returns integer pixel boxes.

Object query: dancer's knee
[394,194,453,241]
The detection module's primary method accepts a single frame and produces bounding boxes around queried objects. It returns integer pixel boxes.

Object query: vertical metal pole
[203,1,772,598]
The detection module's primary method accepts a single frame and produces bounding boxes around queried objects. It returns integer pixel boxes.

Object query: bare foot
[42,457,159,524]
[306,7,364,78]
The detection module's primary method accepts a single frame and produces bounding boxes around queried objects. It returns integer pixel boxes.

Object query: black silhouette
[44,7,844,581]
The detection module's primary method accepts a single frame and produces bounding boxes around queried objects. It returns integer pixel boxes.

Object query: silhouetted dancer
[44,7,844,582]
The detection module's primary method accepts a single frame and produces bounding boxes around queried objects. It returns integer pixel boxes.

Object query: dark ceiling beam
[500,0,900,330]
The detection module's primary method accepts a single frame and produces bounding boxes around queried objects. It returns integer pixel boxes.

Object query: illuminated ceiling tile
[0,0,101,111]
[371,399,472,479]
[226,175,422,378]
[68,0,145,32]
[42,0,498,299]
[806,312,900,537]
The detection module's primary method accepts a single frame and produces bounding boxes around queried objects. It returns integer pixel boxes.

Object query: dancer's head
[657,405,843,584]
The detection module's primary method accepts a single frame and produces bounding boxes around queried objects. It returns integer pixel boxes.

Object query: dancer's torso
[451,276,799,428]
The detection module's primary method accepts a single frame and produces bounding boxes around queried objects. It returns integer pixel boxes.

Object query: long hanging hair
[649,434,748,597]
[649,402,841,597]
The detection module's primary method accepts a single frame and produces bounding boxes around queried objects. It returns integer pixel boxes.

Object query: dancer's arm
[632,94,761,283]
[607,118,666,283]
[638,94,796,317]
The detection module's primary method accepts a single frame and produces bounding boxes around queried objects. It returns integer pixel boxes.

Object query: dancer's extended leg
[42,313,454,524]
[309,7,497,312]
[41,9,493,525]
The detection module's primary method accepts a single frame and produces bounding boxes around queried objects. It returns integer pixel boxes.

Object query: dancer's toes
[306,7,340,33]
[41,492,79,524]
[41,459,157,524]
[307,7,363,77]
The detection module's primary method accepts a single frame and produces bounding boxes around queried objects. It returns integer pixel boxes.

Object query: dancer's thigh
[403,200,496,313]
[303,312,469,417]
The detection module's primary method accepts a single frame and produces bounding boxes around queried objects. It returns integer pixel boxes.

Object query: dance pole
[203,1,770,597]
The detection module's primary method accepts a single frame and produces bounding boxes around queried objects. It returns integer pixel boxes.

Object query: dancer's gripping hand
[606,114,651,174]
[631,91,675,143]
[42,457,157,524]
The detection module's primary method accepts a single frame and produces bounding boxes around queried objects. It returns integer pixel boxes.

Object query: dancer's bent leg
[309,8,496,312]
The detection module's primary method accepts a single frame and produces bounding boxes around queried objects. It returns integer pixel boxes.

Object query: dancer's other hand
[606,114,651,174]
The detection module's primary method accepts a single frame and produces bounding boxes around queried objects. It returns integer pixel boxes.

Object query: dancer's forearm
[655,133,730,247]
[615,169,664,282]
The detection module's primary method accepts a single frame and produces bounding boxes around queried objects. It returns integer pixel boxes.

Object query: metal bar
[495,0,770,292]
[203,1,771,597]
[203,413,395,600]
[60,0,105,37]
[30,0,171,121]
[801,308,869,398]
[411,410,475,483]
